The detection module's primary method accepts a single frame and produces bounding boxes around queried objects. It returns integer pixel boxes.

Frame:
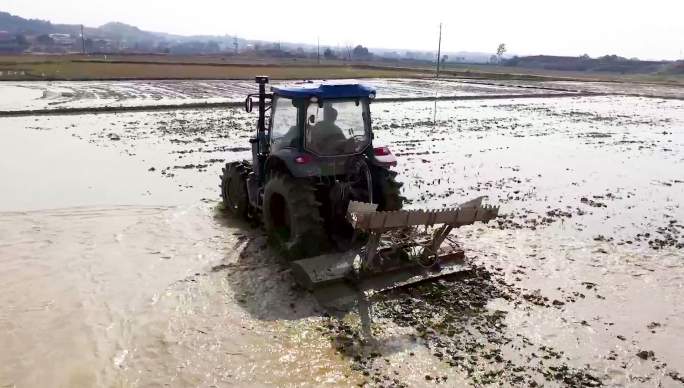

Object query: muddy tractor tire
[220,162,249,219]
[263,173,328,259]
[373,168,404,211]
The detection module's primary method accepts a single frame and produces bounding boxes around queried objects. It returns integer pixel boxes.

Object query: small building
[49,33,75,46]
[91,38,116,53]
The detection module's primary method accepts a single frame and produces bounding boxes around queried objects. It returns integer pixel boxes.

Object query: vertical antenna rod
[436,23,442,78]
[81,25,86,54]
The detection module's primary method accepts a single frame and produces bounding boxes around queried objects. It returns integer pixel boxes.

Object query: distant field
[0,54,683,84]
[0,54,420,80]
[437,63,684,85]
[0,55,426,80]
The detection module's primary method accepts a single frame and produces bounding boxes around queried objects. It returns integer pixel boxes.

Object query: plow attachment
[290,196,499,336]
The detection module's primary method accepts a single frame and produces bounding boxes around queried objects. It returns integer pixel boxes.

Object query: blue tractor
[222,77,500,335]
[220,76,403,258]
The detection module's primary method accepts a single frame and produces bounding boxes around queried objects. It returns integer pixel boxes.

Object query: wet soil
[1,80,683,387]
[0,78,591,114]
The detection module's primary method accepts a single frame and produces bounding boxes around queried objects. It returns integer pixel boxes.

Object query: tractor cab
[243,77,395,182]
[269,83,376,157]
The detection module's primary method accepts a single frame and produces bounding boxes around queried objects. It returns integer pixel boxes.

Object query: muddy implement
[290,196,499,336]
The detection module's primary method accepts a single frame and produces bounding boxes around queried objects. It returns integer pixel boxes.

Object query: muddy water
[0,205,223,386]
[0,205,368,387]
[1,84,684,387]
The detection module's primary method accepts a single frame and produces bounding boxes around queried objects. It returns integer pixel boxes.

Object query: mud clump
[625,218,684,250]
[669,371,684,384]
[645,220,684,250]
[636,350,655,361]
[580,196,607,208]
[542,365,602,387]
[493,207,580,230]
[173,163,208,171]
[522,291,549,307]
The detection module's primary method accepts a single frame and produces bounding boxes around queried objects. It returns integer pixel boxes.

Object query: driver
[311,104,346,153]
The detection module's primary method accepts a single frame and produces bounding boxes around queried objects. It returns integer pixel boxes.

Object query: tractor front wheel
[263,173,328,259]
[220,162,249,219]
[373,168,405,211]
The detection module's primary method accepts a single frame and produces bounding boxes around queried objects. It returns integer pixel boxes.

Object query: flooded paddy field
[1,79,683,387]
[1,77,681,114]
[0,77,588,113]
[485,79,684,100]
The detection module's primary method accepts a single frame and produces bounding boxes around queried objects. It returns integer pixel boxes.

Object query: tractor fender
[367,148,398,169]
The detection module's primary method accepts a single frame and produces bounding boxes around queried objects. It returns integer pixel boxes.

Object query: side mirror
[244,97,253,113]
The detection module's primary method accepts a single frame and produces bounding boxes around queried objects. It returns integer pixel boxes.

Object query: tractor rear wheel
[263,173,328,259]
[220,162,249,219]
[373,168,404,211]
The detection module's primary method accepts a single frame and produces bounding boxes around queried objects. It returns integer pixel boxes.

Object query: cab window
[271,97,299,151]
[305,100,369,156]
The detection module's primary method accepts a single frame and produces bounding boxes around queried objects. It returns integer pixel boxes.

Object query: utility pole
[81,24,86,54]
[317,36,321,65]
[234,36,238,55]
[436,23,442,78]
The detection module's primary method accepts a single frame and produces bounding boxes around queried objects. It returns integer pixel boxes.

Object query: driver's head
[323,104,338,123]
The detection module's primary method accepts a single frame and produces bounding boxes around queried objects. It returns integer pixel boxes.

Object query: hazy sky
[3,0,683,59]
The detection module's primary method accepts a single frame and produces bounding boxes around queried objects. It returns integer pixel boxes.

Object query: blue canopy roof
[272,82,376,100]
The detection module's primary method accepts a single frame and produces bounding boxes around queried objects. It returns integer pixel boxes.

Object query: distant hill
[95,22,157,42]
[2,10,253,41]
[0,11,77,34]
[0,11,161,41]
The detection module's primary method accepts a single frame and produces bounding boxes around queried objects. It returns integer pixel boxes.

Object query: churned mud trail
[0,205,370,387]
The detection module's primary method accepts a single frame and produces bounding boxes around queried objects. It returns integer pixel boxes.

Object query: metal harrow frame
[291,196,500,337]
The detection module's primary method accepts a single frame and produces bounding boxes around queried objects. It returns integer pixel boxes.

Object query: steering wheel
[341,135,367,153]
